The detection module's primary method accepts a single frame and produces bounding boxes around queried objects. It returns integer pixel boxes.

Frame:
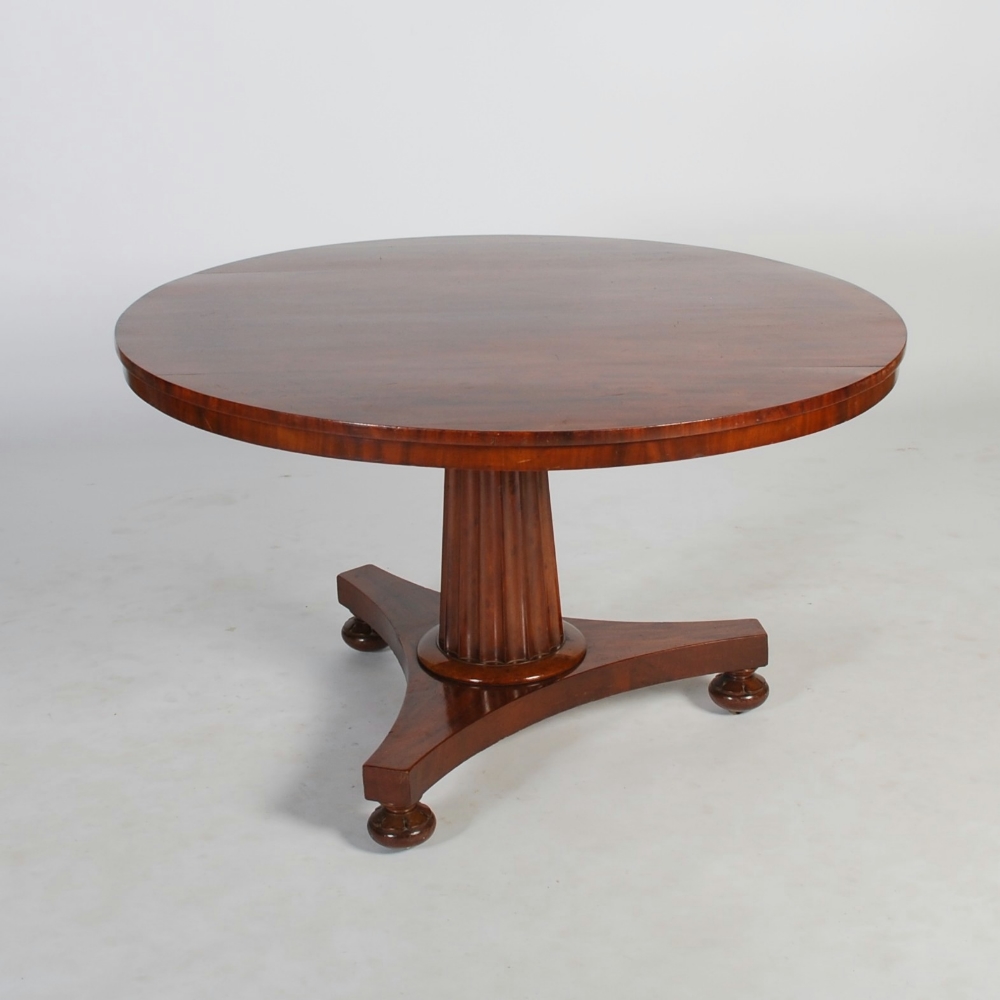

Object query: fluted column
[439,469,563,665]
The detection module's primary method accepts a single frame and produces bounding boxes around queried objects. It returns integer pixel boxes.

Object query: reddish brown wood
[341,616,388,652]
[439,470,563,664]
[338,565,768,847]
[416,469,587,685]
[116,236,906,471]
[708,669,770,713]
[417,623,587,686]
[367,803,436,848]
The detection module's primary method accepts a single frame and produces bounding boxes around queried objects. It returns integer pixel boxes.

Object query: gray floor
[3,238,999,998]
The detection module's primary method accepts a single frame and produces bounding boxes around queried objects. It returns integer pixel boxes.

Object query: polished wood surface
[339,564,768,844]
[708,669,770,713]
[417,622,587,687]
[438,470,562,665]
[116,236,906,471]
[366,803,436,849]
[341,616,388,652]
[420,468,588,684]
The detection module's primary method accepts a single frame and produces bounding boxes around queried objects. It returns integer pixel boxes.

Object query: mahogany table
[116,236,906,848]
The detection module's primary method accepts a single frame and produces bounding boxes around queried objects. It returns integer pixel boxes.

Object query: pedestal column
[417,470,586,685]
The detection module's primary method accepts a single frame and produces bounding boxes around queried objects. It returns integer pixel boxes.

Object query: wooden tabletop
[116,236,906,470]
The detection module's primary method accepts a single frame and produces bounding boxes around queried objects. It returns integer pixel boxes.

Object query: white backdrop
[3,0,998,440]
[3,3,1000,998]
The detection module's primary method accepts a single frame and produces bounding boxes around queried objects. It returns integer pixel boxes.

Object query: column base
[417,622,587,686]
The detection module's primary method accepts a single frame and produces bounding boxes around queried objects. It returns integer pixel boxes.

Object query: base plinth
[338,564,769,848]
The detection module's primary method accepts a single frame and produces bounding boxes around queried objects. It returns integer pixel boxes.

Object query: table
[116,236,906,848]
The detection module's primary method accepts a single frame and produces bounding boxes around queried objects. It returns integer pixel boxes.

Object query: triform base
[338,564,769,849]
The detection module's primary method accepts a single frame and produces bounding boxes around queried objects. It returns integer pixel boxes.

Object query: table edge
[117,344,905,470]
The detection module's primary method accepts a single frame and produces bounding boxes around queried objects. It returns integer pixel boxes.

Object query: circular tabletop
[116,236,906,470]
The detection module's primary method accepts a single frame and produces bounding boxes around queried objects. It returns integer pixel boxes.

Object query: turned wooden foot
[367,802,437,849]
[708,668,769,714]
[341,616,388,652]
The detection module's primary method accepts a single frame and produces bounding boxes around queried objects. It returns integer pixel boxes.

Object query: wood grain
[439,469,562,665]
[116,236,906,471]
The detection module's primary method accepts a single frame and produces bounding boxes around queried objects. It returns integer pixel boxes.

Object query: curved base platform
[338,565,769,848]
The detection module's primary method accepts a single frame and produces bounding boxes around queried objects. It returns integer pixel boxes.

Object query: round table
[116,235,906,847]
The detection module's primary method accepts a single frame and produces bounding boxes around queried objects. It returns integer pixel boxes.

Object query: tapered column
[418,470,586,685]
[441,469,563,663]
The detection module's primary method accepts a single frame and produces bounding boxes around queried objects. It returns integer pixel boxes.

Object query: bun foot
[367,803,437,849]
[342,616,387,652]
[709,668,769,714]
